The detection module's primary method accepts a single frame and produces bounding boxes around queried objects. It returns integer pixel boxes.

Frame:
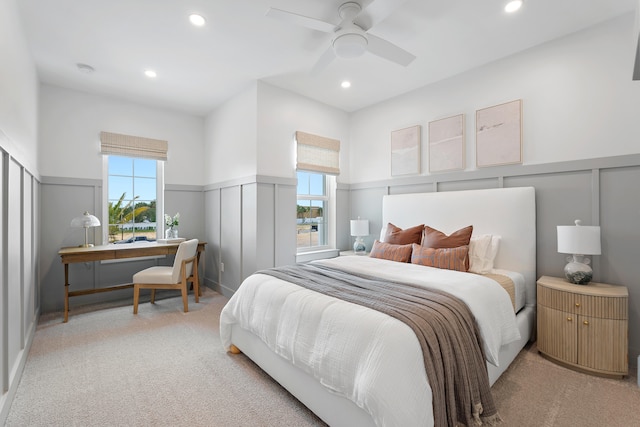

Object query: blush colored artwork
[391,125,421,176]
[476,99,522,167]
[428,114,465,173]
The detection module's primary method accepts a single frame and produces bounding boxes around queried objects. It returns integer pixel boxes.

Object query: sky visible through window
[108,157,156,201]
[297,171,324,209]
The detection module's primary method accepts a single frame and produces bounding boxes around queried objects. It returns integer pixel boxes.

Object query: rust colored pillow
[423,225,473,270]
[369,240,413,263]
[384,223,424,245]
[411,244,469,272]
[423,225,473,248]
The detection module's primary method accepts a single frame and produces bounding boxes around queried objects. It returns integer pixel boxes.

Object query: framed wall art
[476,99,522,167]
[428,114,465,173]
[391,125,421,176]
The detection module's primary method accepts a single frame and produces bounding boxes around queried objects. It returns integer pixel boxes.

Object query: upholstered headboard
[382,187,536,304]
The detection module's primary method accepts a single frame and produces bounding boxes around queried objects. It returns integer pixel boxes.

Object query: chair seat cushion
[133,266,176,284]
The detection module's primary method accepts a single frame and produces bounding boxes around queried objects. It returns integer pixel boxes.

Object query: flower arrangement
[164,212,180,228]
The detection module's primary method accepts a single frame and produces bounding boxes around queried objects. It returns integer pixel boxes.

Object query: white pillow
[379,225,388,242]
[469,234,501,274]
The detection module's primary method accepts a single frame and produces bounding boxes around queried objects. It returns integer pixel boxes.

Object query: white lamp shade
[71,211,101,228]
[350,219,369,237]
[557,221,601,255]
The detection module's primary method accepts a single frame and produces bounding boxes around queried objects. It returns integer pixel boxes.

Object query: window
[296,171,330,251]
[294,131,339,255]
[105,156,163,243]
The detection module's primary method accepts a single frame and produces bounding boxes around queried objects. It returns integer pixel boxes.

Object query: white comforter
[220,256,520,427]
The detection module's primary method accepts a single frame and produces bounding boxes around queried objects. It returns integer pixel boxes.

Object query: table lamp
[71,211,101,247]
[350,217,369,255]
[557,219,601,284]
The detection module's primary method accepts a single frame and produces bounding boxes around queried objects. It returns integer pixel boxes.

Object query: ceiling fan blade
[266,7,337,33]
[356,0,408,31]
[366,33,415,66]
[311,46,336,74]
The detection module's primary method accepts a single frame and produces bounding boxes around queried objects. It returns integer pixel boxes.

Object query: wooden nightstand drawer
[538,286,628,319]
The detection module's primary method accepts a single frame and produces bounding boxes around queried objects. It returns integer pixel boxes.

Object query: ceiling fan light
[333,33,367,58]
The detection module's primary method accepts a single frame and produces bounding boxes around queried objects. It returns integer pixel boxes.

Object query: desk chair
[133,239,199,314]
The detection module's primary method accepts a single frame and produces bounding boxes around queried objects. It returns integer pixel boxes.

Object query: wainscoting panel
[275,184,296,267]
[204,188,220,291]
[220,186,242,295]
[8,158,23,376]
[0,144,40,424]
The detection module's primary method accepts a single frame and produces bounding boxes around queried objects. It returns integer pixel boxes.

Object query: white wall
[0,0,39,172]
[349,13,640,184]
[38,85,205,185]
[204,83,258,184]
[256,82,351,182]
[0,0,40,423]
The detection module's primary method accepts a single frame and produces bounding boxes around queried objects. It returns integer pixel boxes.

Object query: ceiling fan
[266,1,416,72]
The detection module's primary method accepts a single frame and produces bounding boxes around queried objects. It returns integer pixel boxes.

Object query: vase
[171,228,179,238]
[165,227,172,239]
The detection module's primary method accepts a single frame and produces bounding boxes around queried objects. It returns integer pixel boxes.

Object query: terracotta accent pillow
[411,244,469,272]
[423,225,473,270]
[383,223,424,245]
[423,225,473,248]
[369,240,413,263]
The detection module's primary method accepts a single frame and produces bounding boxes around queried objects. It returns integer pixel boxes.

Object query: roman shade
[295,131,340,175]
[100,131,168,161]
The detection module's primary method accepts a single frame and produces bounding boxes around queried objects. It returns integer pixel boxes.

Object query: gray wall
[39,179,206,314]
[36,154,640,372]
[347,154,640,368]
[204,176,296,298]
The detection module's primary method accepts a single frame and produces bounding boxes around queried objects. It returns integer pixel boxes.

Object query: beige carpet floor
[5,288,640,426]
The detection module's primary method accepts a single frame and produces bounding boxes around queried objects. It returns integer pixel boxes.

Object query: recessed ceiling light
[76,63,95,74]
[189,14,206,26]
[504,0,523,13]
[144,69,157,78]
[341,81,351,89]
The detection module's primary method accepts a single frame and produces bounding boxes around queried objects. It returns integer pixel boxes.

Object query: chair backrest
[171,239,199,283]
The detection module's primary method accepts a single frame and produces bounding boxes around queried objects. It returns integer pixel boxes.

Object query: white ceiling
[16,0,637,116]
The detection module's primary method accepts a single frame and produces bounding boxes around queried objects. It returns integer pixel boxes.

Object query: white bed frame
[230,186,537,426]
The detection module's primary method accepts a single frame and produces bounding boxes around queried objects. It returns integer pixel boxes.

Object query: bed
[220,186,536,426]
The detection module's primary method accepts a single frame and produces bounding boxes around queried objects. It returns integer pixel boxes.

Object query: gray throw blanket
[258,263,500,427]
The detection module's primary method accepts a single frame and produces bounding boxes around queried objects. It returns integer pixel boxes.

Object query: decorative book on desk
[157,238,186,244]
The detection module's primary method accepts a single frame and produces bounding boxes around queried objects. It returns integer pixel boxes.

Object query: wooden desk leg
[196,251,204,296]
[64,263,69,323]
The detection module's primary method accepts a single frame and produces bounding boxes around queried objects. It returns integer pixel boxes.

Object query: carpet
[5,289,640,426]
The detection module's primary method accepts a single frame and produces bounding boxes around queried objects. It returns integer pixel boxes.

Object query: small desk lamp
[557,219,601,284]
[350,217,369,255]
[71,211,101,247]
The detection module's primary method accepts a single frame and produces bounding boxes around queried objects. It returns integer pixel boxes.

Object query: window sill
[296,249,340,263]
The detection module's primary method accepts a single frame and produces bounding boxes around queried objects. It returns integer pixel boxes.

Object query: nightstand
[537,275,628,378]
[339,250,368,256]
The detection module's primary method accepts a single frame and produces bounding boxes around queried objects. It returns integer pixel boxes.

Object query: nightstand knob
[575,302,581,308]
[567,317,573,321]
[583,320,589,326]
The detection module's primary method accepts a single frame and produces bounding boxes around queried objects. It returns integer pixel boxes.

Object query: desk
[58,241,206,322]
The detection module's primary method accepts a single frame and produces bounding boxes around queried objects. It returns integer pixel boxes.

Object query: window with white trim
[295,131,340,254]
[100,131,167,244]
[296,171,329,251]
[106,156,161,243]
